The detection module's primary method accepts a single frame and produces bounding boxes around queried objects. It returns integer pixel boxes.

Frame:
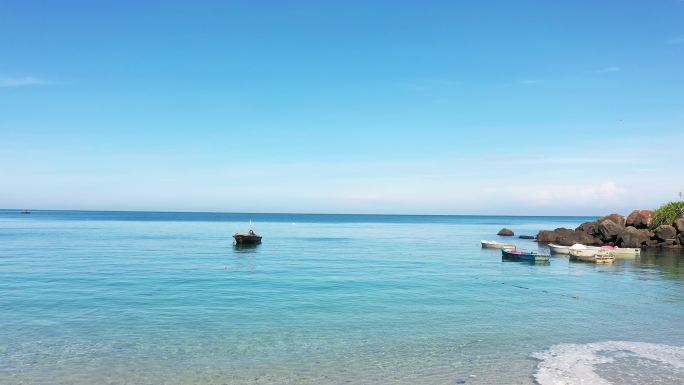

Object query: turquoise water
[1,211,684,385]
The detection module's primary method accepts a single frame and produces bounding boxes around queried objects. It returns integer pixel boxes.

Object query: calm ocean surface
[1,210,684,385]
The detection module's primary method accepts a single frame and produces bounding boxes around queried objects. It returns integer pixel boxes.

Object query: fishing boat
[501,248,550,262]
[233,223,262,245]
[547,243,571,254]
[570,250,615,264]
[481,240,516,249]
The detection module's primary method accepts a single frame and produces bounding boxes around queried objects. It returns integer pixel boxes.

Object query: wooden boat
[501,248,550,262]
[233,223,262,245]
[570,250,615,264]
[481,240,516,249]
[548,243,570,254]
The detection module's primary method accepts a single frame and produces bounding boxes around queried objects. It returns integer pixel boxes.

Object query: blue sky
[1,0,683,215]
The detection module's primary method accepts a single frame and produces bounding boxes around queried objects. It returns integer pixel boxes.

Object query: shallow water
[1,210,683,384]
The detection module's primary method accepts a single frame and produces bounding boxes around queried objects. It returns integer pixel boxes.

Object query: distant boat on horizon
[20,209,31,214]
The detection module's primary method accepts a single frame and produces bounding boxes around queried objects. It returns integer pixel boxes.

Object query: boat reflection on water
[233,243,260,253]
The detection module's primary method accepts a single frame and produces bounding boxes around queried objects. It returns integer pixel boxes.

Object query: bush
[651,201,684,229]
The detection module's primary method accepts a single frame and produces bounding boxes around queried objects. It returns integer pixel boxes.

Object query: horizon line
[0,208,602,218]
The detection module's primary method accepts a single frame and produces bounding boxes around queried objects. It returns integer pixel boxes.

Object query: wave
[532,341,684,385]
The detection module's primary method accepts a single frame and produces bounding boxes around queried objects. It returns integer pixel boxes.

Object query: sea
[1,210,683,385]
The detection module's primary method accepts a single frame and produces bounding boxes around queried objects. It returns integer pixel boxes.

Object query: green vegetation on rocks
[651,201,684,229]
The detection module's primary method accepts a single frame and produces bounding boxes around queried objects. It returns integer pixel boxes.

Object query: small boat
[20,209,30,214]
[568,244,602,257]
[570,250,615,264]
[233,223,262,245]
[502,248,550,262]
[598,245,641,257]
[481,240,516,249]
[548,244,571,254]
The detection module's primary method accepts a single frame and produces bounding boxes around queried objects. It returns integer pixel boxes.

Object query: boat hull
[481,240,516,249]
[548,244,570,254]
[233,234,262,245]
[502,249,550,262]
[571,253,615,264]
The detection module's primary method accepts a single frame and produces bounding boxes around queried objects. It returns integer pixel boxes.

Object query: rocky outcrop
[518,235,536,239]
[558,231,601,246]
[497,228,514,236]
[598,213,625,226]
[625,210,655,229]
[534,209,684,249]
[654,225,677,242]
[536,228,574,243]
[597,219,624,243]
[576,221,599,236]
[616,226,650,248]
[674,218,684,233]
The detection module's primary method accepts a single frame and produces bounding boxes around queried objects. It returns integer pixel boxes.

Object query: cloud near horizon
[0,76,50,88]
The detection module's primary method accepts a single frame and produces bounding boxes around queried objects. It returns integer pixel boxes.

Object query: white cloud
[597,66,621,73]
[0,76,49,88]
[512,182,625,206]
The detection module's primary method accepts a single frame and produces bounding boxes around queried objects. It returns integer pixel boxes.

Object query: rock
[537,228,575,243]
[558,231,602,246]
[616,226,650,248]
[625,210,655,229]
[597,219,624,243]
[518,235,536,239]
[497,228,514,236]
[654,225,677,241]
[673,218,684,233]
[598,213,626,226]
[679,233,684,245]
[576,221,599,236]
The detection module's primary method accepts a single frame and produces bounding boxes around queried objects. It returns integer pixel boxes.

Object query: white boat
[481,240,516,250]
[571,250,615,264]
[599,246,641,257]
[568,244,602,258]
[548,244,571,254]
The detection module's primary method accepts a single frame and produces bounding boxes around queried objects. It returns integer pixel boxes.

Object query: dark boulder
[576,221,599,236]
[518,235,536,239]
[536,228,574,243]
[557,231,601,246]
[497,228,514,236]
[678,233,684,246]
[598,213,626,226]
[597,219,624,243]
[654,225,677,241]
[673,218,684,233]
[616,226,650,248]
[625,210,655,229]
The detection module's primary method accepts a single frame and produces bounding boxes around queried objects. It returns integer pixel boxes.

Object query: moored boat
[568,244,602,257]
[501,248,550,262]
[599,245,641,257]
[481,240,516,249]
[548,243,570,254]
[570,250,615,264]
[233,223,262,245]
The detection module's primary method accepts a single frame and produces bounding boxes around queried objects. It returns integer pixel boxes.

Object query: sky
[1,0,683,215]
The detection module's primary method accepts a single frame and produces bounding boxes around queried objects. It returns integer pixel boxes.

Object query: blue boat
[502,248,550,262]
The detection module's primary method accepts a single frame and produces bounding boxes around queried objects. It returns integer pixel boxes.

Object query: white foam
[532,341,684,385]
